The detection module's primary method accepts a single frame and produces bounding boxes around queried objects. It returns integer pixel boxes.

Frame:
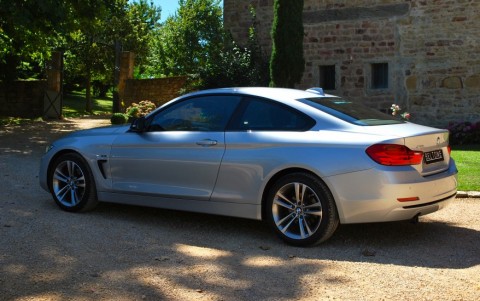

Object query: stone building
[224,0,480,126]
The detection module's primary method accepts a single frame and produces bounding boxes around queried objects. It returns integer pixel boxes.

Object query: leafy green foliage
[111,0,161,72]
[269,0,305,88]
[65,1,110,112]
[196,6,270,89]
[197,40,269,89]
[110,113,129,124]
[62,0,161,113]
[1,0,160,113]
[145,0,223,77]
[150,2,269,91]
[0,0,73,81]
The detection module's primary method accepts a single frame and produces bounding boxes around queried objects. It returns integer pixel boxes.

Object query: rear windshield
[299,97,404,126]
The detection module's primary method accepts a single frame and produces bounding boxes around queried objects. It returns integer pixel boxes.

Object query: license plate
[424,149,444,164]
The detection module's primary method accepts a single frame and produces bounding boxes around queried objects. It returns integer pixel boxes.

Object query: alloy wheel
[272,182,323,240]
[52,160,86,207]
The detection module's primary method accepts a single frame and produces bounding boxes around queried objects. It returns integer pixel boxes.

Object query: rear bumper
[325,160,458,224]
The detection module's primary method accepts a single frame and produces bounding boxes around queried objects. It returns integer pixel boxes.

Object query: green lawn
[62,90,112,117]
[451,144,480,191]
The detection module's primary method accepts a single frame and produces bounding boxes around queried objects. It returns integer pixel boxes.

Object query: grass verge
[62,91,112,117]
[451,144,480,191]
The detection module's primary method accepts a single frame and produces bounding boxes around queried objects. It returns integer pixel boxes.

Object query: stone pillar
[118,51,135,109]
[43,51,63,118]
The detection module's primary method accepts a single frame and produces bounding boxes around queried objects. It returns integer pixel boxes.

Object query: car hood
[65,125,130,138]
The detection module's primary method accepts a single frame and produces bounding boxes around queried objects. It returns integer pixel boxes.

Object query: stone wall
[224,0,480,126]
[122,76,188,108]
[0,81,46,118]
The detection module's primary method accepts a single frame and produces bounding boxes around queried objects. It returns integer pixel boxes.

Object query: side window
[231,98,315,131]
[148,95,241,131]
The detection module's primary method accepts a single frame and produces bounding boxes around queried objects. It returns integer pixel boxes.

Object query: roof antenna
[306,87,325,96]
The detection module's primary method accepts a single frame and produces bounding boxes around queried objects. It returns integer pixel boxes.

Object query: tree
[64,0,160,112]
[145,0,223,77]
[0,0,73,81]
[112,0,161,73]
[0,0,160,112]
[269,0,305,88]
[198,6,270,89]
[65,0,116,112]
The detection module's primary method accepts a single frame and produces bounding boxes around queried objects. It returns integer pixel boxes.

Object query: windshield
[300,97,404,126]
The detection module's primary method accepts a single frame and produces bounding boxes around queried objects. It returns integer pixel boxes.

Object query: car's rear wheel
[49,153,98,212]
[266,172,339,246]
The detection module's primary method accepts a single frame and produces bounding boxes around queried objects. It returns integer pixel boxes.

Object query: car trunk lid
[403,130,450,176]
[350,123,451,176]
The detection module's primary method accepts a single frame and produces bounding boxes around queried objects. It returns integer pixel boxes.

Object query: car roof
[156,87,346,130]
[182,87,336,102]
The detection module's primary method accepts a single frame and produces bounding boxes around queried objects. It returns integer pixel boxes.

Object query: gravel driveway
[1,118,479,301]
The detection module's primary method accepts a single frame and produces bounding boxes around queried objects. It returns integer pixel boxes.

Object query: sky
[150,0,223,22]
[151,0,178,21]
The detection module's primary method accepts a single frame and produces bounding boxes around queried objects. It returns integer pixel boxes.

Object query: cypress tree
[269,0,305,88]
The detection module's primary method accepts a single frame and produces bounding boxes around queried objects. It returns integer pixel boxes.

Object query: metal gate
[43,51,63,119]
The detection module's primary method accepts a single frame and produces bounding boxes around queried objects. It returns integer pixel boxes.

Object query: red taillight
[366,144,424,166]
[448,145,451,155]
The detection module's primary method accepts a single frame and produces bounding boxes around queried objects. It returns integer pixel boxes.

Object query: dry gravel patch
[0,117,479,301]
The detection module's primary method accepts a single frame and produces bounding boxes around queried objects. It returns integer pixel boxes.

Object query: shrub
[110,113,129,125]
[448,121,480,145]
[125,100,156,118]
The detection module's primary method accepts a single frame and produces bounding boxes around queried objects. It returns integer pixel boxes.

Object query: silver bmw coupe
[39,87,458,246]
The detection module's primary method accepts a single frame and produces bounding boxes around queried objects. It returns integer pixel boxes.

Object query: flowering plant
[390,104,410,120]
[125,100,157,118]
[447,121,480,145]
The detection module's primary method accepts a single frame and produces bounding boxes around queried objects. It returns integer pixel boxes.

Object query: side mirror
[129,117,146,132]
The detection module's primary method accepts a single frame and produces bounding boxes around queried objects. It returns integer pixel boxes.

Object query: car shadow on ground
[89,201,480,270]
[3,196,478,300]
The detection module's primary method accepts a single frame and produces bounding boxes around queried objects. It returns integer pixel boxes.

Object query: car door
[211,97,316,204]
[109,95,241,201]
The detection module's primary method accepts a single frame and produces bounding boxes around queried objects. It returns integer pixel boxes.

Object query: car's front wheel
[266,172,339,246]
[49,153,98,212]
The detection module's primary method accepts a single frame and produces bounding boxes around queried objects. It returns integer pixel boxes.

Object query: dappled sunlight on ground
[0,117,111,156]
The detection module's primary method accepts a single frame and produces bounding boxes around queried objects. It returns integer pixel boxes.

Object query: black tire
[48,153,98,212]
[266,172,339,246]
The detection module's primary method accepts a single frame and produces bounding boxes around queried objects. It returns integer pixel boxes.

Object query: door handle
[196,139,218,146]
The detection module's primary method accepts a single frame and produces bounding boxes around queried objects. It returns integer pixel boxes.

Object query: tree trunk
[85,71,93,113]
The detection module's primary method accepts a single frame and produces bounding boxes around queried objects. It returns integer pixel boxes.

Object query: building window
[371,63,388,89]
[319,65,336,90]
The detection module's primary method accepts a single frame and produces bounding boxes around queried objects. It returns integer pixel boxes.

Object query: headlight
[45,145,54,153]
